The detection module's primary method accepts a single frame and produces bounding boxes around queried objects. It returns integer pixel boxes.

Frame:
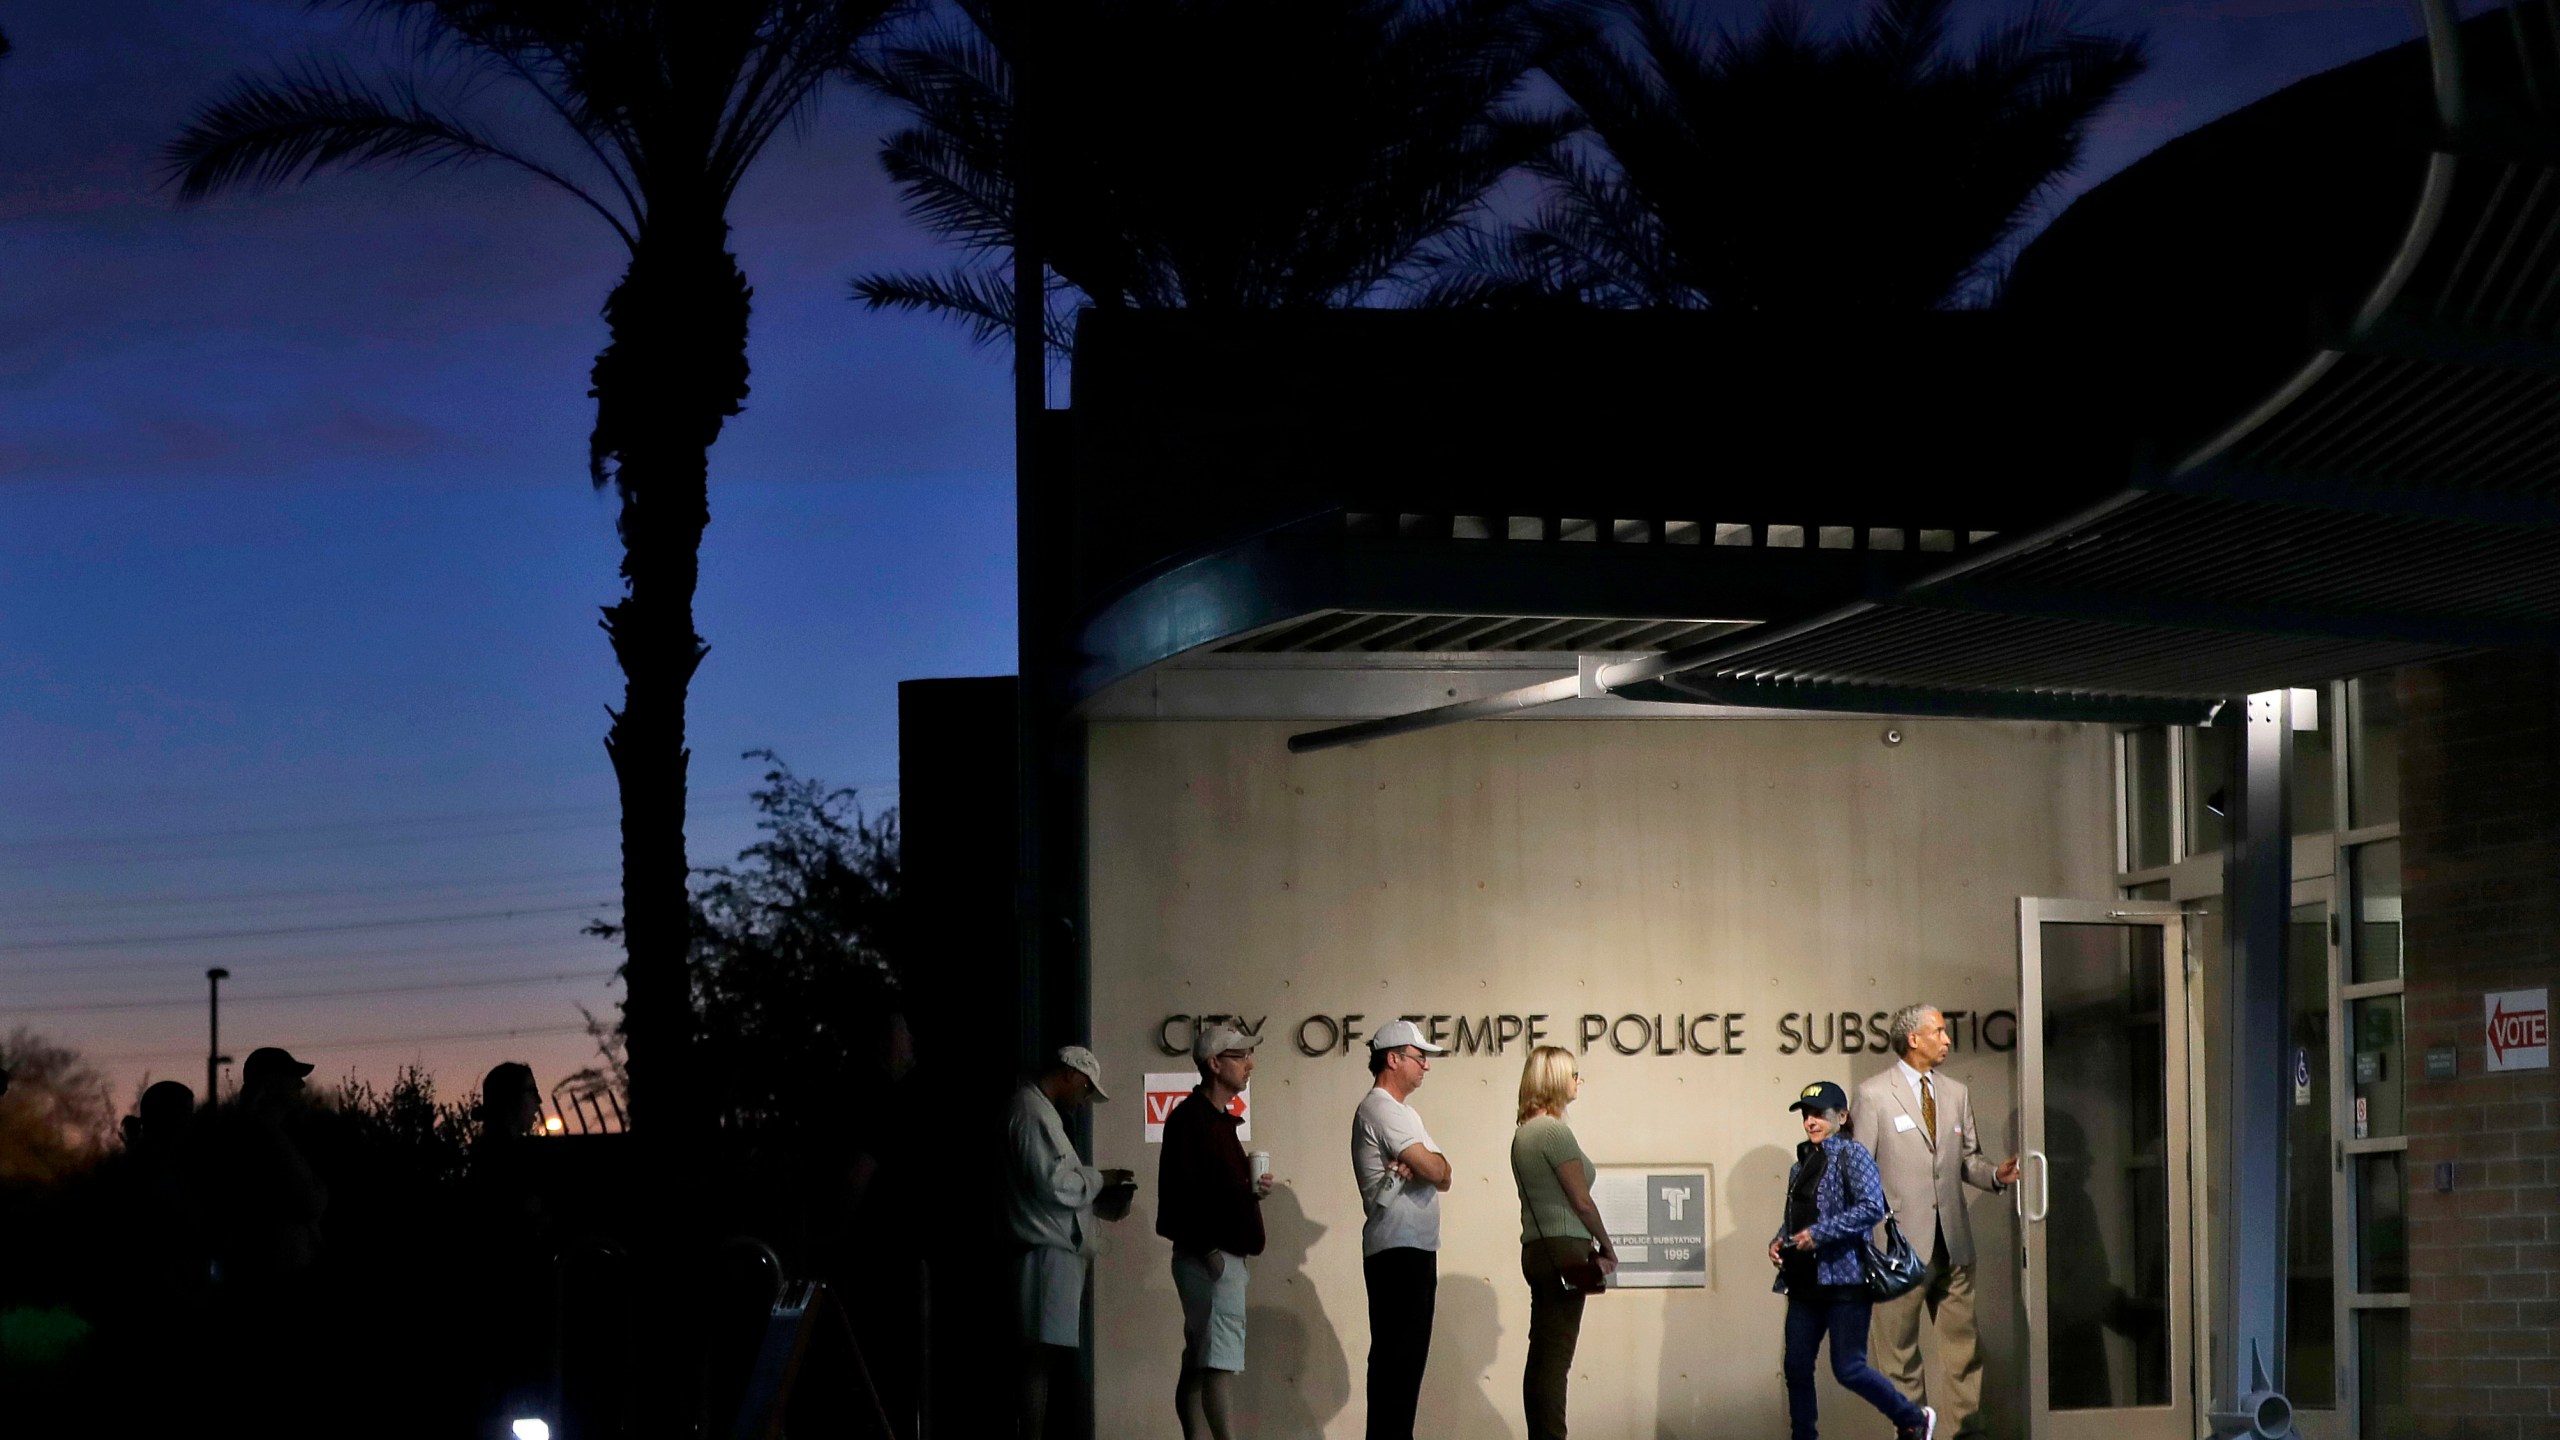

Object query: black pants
[1362,1246,1438,1440]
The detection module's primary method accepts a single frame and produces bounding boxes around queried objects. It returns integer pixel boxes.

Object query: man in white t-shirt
[1349,1019,1453,1440]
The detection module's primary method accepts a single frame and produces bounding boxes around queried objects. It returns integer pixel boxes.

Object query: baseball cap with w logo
[1788,1080,1848,1113]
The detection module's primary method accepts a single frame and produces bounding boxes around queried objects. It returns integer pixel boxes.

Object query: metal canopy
[1280,1,2560,751]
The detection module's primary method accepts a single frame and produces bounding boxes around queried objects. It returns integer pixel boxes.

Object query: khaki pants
[1870,1226,1983,1435]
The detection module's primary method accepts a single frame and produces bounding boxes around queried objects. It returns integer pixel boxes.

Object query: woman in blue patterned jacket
[1769,1080,1936,1440]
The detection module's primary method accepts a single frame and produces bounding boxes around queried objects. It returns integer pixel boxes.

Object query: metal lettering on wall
[1154,1009,2018,1058]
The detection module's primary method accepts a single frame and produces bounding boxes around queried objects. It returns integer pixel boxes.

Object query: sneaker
[1897,1407,1937,1440]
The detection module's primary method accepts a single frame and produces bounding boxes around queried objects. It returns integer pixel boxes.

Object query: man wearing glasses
[1159,1023,1273,1440]
[1350,1020,1453,1440]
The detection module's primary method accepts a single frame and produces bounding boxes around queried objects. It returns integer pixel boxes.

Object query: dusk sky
[2,0,2421,1118]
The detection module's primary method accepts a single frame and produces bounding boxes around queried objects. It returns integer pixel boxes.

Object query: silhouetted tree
[1434,0,2146,310]
[165,1,904,1138]
[0,1028,114,1185]
[590,750,903,1131]
[851,0,1571,347]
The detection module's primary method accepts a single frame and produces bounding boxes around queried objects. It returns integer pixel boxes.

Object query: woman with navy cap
[1770,1080,1936,1440]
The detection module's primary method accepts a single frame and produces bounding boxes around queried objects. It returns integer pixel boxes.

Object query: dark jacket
[1770,1134,1886,1294]
[1155,1088,1265,1257]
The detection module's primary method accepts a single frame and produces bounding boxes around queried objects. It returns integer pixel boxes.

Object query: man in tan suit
[1851,1004,2021,1439]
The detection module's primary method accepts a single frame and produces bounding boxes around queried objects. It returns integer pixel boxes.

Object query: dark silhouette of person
[129,1080,209,1282]
[105,1079,211,1430]
[832,1007,926,1435]
[461,1061,553,1435]
[210,1046,327,1435]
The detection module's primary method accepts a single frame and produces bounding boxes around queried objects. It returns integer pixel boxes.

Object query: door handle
[2024,1149,2050,1223]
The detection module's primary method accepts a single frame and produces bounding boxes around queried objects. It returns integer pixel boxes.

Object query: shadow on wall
[1236,1181,1352,1435]
[1424,1271,1514,1436]
[1668,1142,1797,1437]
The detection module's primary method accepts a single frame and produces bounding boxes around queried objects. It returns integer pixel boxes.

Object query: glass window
[2358,1308,2411,1439]
[2125,727,2173,870]
[2293,691,2335,834]
[2037,922,2173,1410]
[2351,841,2403,984]
[2349,673,2402,828]
[2287,899,2337,1406]
[2123,880,2171,901]
[2354,1152,2410,1293]
[2350,996,2404,1137]
[2186,725,2235,856]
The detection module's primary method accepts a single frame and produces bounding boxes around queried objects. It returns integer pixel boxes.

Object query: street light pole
[205,967,231,1105]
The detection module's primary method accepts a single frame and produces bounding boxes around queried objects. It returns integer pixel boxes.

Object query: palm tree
[166,1,901,1138]
[850,0,1571,348]
[1438,0,2146,311]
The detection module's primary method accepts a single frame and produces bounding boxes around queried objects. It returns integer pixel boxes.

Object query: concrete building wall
[1083,716,2115,1439]
[2403,653,2560,1440]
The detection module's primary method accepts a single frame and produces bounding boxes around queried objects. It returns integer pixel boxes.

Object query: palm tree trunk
[591,222,753,1146]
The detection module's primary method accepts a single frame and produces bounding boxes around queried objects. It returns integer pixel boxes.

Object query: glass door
[2017,899,2195,1440]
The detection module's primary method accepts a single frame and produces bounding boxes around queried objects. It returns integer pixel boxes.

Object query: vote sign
[2484,989,2550,1073]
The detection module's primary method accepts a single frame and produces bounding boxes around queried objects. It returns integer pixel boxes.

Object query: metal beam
[2151,460,2560,532]
[1628,674,2224,726]
[1902,582,2560,651]
[1284,674,1585,754]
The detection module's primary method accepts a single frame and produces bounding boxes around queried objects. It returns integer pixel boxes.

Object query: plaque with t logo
[1588,1165,1712,1288]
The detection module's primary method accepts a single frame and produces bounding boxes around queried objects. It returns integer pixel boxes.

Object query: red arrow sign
[2489,995,2548,1060]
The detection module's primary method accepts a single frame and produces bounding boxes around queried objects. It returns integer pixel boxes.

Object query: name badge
[1894,1114,1917,1133]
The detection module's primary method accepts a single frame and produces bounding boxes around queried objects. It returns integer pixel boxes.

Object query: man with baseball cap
[1006,1044,1134,1440]
[1350,1019,1452,1440]
[1157,1022,1271,1440]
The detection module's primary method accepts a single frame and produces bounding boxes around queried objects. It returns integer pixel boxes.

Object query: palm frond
[1501,0,2145,312]
[852,0,1566,333]
[850,264,1078,353]
[165,59,635,243]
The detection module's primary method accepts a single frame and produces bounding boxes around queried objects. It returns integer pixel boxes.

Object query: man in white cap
[1157,1021,1272,1440]
[1350,1019,1452,1440]
[1006,1044,1134,1440]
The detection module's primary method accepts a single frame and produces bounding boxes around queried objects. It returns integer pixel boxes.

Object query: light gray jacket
[1849,1063,2005,1267]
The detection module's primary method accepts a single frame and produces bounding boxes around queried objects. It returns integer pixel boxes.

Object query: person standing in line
[1508,1045,1616,1440]
[1772,1081,1936,1440]
[1006,1046,1135,1440]
[1158,1022,1273,1440]
[1850,1005,2020,1439]
[1350,1019,1453,1440]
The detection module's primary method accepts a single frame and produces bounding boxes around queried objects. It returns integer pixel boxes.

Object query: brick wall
[2402,650,2560,1440]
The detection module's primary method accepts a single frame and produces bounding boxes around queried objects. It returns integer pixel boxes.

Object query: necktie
[1921,1075,1938,1150]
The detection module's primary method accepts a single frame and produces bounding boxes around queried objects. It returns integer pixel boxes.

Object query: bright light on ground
[510,1421,550,1440]
[543,1117,564,1134]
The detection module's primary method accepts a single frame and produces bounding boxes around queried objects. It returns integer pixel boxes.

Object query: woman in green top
[1509,1045,1618,1440]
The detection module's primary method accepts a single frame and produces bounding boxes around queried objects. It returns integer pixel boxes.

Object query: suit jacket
[1850,1064,2004,1267]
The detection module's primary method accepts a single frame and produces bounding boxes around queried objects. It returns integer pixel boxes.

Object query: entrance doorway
[2015,900,2196,1440]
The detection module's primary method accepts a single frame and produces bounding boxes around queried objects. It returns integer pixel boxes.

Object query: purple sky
[1,0,2421,1118]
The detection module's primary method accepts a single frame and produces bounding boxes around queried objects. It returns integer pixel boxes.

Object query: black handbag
[1862,1214,1928,1300]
